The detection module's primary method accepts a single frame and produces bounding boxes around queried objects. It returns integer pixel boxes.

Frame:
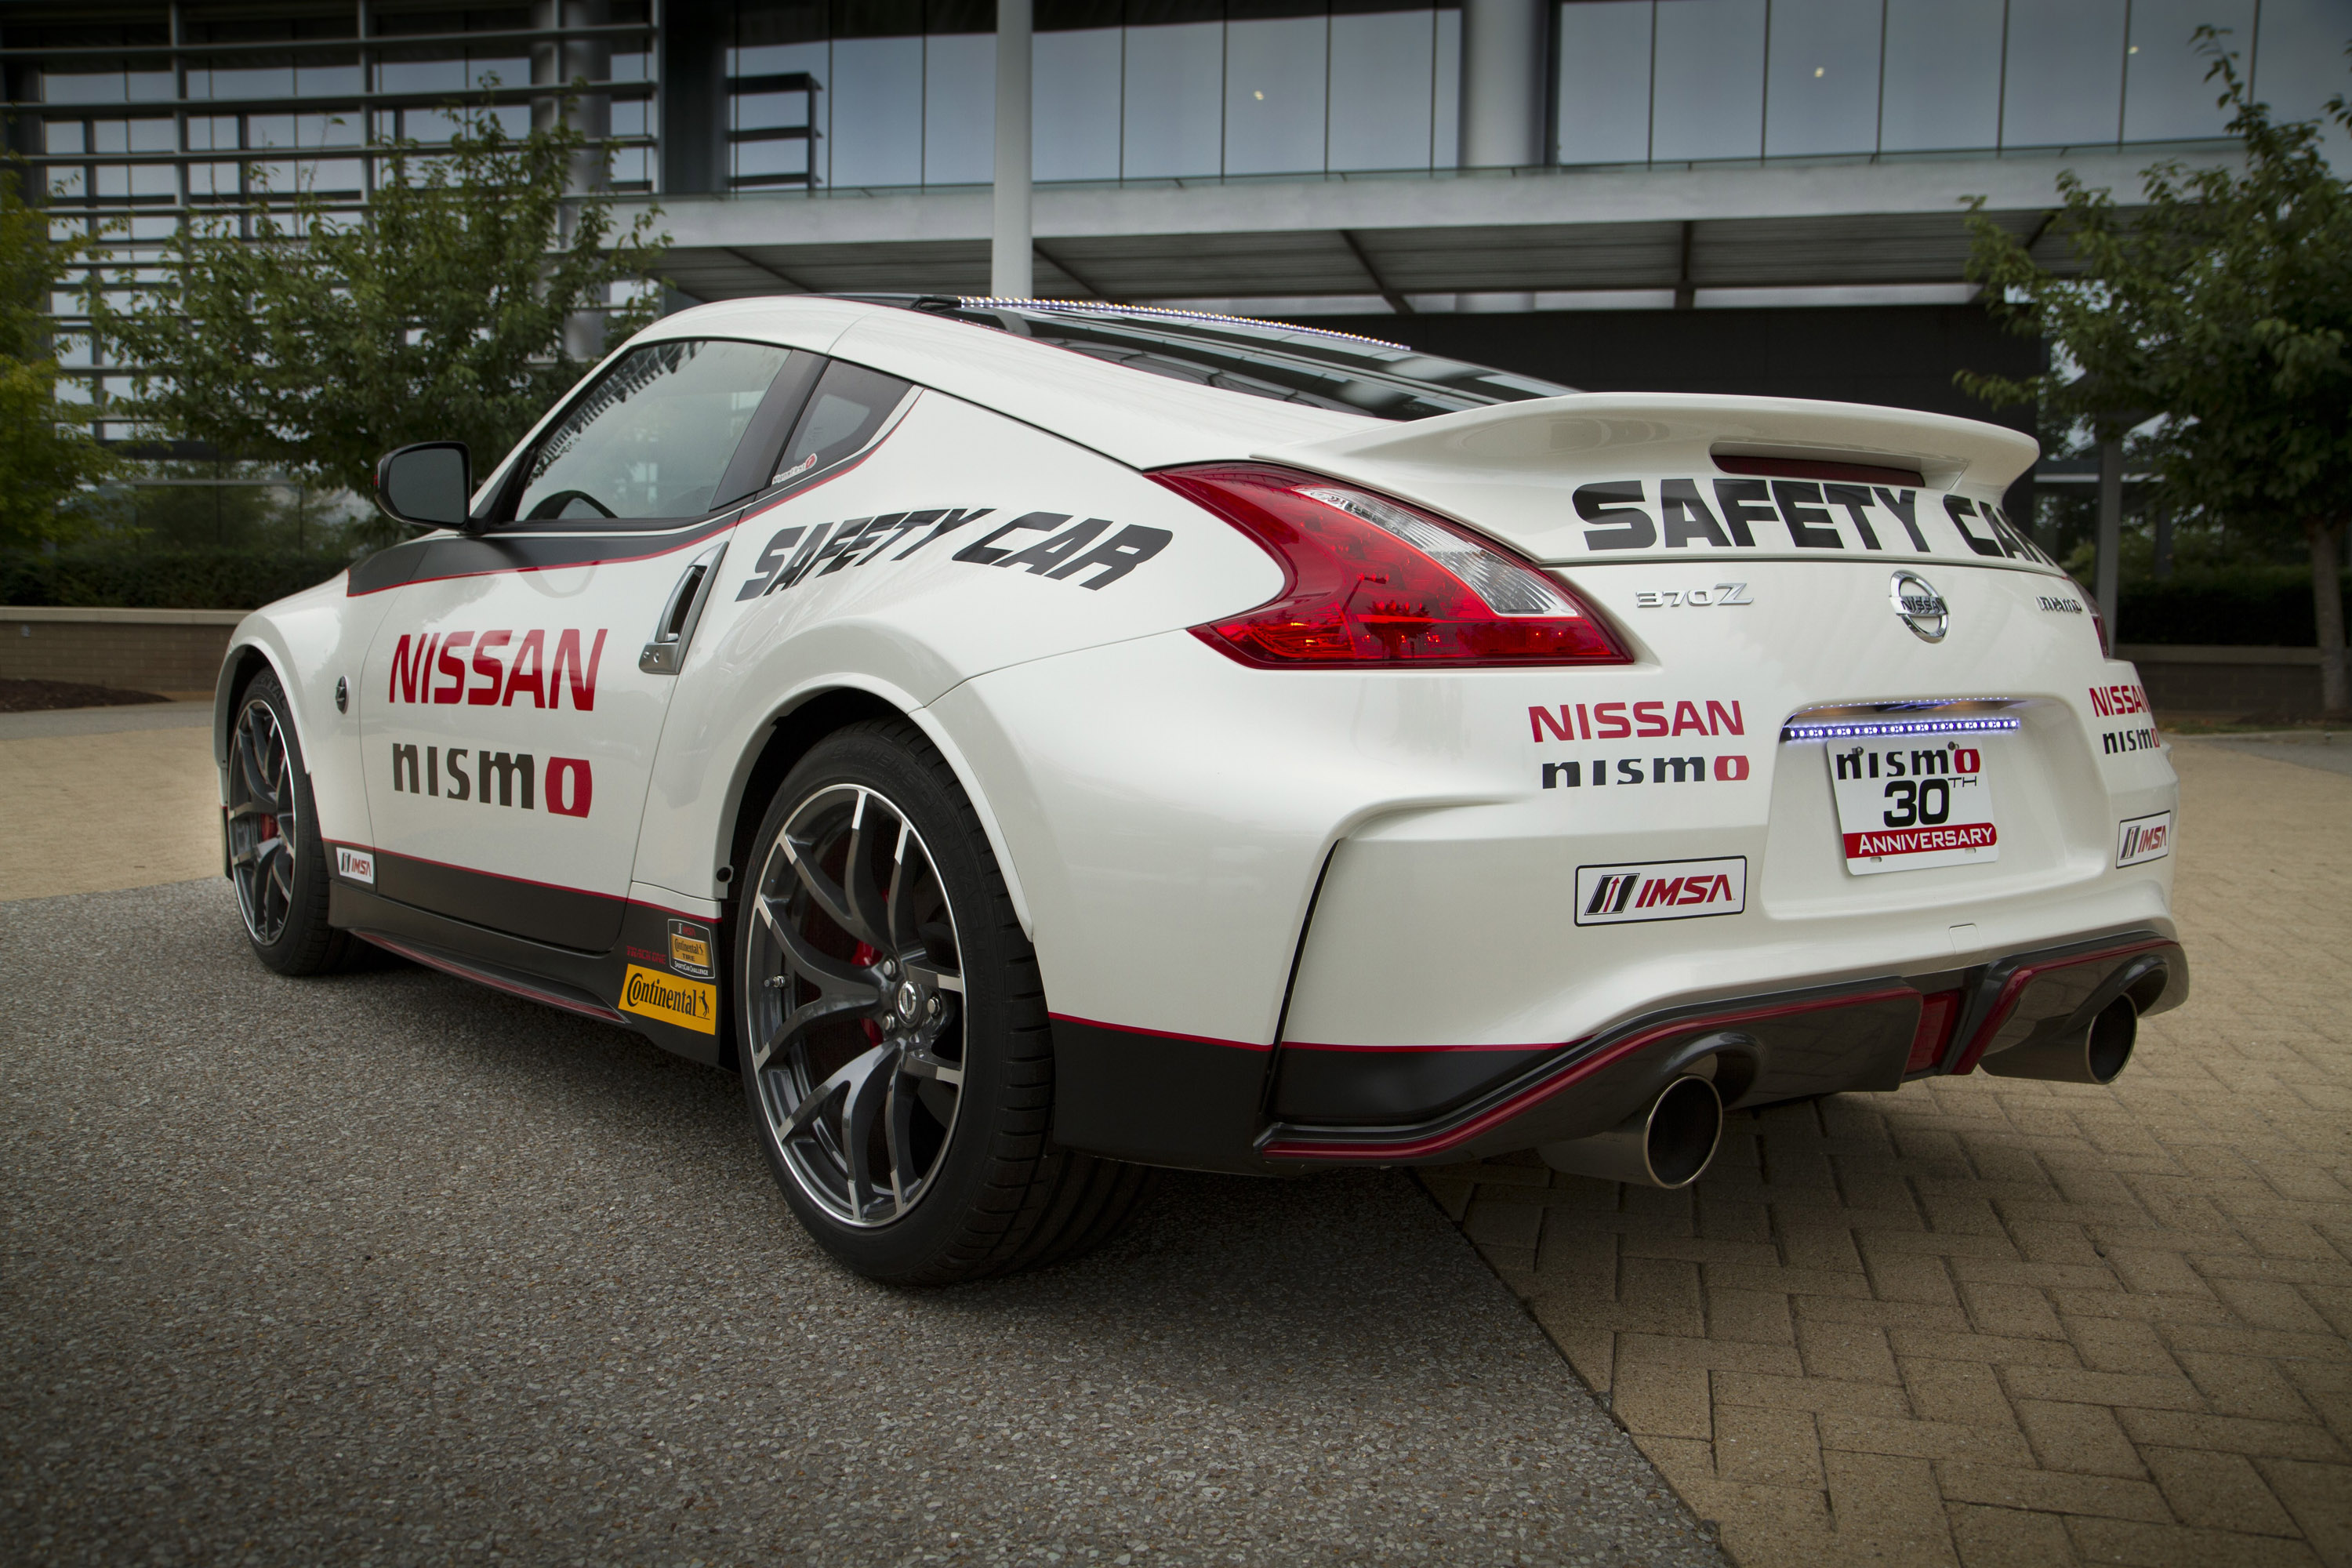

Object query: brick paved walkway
[1427,742,2352,1568]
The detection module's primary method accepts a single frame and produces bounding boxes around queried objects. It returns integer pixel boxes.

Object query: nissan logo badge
[1891,571,1949,642]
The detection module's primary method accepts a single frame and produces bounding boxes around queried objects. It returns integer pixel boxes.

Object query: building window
[1556,1,1654,165]
[2002,0,2129,147]
[1650,0,1767,162]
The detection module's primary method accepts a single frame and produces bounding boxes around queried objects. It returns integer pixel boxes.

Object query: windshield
[875,299,1577,421]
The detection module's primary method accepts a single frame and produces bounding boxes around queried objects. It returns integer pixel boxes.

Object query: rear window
[874,299,1576,421]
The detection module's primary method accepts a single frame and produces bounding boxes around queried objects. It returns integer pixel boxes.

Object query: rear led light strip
[1781,717,2023,742]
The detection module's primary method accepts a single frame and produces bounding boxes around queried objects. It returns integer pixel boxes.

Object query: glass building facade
[722,0,2349,191]
[6,0,2343,209]
[3,0,2346,418]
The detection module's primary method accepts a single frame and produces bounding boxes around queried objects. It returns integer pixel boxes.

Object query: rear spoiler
[1255,393,2045,568]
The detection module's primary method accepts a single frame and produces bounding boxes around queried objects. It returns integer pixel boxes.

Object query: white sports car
[216,296,2187,1283]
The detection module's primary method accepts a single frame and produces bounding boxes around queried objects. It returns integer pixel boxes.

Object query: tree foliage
[1959,31,2352,716]
[93,103,667,535]
[0,158,117,550]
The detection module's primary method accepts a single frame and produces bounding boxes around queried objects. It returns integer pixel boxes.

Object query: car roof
[630,295,1382,471]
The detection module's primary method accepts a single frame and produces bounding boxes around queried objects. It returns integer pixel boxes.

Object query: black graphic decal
[954,512,1073,564]
[1001,518,1113,575]
[1576,481,1655,550]
[1944,495,2004,557]
[1043,524,1172,590]
[891,506,993,559]
[1709,480,1772,547]
[1871,486,1929,550]
[1820,484,1883,549]
[1660,479,1731,548]
[1772,481,1844,549]
[735,525,807,599]
[733,503,1167,600]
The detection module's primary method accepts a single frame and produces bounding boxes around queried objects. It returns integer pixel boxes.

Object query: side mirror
[375,442,474,531]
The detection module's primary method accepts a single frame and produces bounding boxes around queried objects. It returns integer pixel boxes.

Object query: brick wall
[1,610,245,695]
[2118,644,2325,720]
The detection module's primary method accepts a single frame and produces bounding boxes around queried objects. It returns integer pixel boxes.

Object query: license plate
[1825,739,2000,875]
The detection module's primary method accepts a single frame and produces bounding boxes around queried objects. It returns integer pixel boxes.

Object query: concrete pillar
[535,0,614,361]
[1458,0,1547,168]
[1456,0,1545,310]
[659,0,729,195]
[991,0,1033,300]
[2096,437,2123,635]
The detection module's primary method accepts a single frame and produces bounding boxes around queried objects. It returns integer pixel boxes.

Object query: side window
[771,361,913,485]
[510,339,800,524]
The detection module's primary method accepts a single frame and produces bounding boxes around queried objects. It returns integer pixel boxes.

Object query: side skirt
[329,881,733,1067]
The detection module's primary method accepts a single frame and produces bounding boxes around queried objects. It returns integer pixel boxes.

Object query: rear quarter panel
[629,388,1284,906]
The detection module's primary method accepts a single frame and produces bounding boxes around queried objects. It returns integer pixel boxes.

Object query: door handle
[641,543,727,675]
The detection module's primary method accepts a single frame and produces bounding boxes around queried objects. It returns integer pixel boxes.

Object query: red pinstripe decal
[347,423,898,597]
[1946,938,2176,1075]
[356,932,626,1025]
[1047,1013,1272,1052]
[1261,985,1919,1163]
[327,841,718,925]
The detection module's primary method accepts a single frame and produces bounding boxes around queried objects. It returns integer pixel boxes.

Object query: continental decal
[620,964,717,1034]
[386,628,607,710]
[1572,480,2049,564]
[735,506,1171,600]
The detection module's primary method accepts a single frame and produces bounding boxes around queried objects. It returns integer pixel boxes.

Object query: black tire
[227,670,353,976]
[736,718,1149,1285]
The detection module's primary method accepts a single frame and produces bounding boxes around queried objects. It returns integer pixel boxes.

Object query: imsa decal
[1575,856,1748,926]
[2117,811,2173,867]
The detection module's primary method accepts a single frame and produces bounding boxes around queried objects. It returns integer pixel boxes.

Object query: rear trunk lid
[1258,391,2047,572]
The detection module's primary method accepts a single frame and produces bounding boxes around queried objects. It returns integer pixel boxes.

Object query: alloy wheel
[227,696,299,946]
[746,782,967,1228]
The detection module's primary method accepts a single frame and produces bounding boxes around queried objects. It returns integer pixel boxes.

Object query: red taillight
[2076,578,2113,658]
[1152,463,1630,669]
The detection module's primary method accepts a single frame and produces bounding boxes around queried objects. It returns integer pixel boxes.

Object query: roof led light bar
[1781,716,2024,742]
[953,297,1414,351]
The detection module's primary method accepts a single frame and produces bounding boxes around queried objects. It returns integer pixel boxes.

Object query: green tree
[93,103,667,544]
[1960,33,2352,718]
[0,158,116,549]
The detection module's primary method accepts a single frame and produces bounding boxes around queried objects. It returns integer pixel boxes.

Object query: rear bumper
[1050,928,2186,1173]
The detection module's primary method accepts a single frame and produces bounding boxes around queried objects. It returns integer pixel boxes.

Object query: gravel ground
[1,878,1722,1568]
[2207,736,2352,776]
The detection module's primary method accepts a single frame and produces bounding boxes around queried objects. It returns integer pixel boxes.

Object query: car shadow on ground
[2,878,1719,1568]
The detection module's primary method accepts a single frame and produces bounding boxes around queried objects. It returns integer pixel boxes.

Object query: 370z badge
[1574,857,1748,925]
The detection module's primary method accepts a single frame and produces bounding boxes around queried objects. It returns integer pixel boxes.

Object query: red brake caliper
[851,942,882,1044]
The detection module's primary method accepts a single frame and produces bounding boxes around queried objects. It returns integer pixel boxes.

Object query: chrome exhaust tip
[1539,1074,1724,1189]
[1981,995,2137,1085]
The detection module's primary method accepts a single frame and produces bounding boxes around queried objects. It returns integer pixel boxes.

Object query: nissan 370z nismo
[215,296,2187,1283]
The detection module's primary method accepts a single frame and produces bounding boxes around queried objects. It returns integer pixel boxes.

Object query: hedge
[2117,565,2352,648]
[0,549,354,611]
